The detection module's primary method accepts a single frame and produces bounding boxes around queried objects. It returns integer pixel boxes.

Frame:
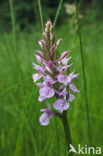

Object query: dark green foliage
[15,0,39,30]
[1,0,103,31]
[0,0,68,31]
[0,1,11,31]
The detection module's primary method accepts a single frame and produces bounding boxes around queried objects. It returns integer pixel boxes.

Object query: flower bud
[60,51,69,59]
[50,33,55,42]
[35,55,42,63]
[56,38,62,46]
[45,21,51,28]
[38,40,45,49]
[45,28,48,33]
[50,25,53,32]
[35,50,44,57]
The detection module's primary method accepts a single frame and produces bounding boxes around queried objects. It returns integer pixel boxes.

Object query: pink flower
[32,73,42,82]
[53,98,70,113]
[56,74,68,85]
[39,102,53,126]
[32,20,79,126]
[57,64,72,73]
[60,51,69,59]
[61,56,72,65]
[38,76,55,102]
[68,71,79,83]
[68,94,75,102]
[69,82,80,93]
[32,63,44,82]
[33,63,43,72]
[39,86,55,101]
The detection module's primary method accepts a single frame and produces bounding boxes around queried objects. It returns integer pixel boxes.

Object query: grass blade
[37,0,44,31]
[53,0,63,27]
[74,0,91,144]
[9,0,16,53]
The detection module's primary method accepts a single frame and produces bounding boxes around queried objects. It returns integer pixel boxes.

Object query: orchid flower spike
[33,20,79,126]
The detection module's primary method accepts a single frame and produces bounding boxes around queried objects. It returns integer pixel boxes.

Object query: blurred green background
[0,0,103,156]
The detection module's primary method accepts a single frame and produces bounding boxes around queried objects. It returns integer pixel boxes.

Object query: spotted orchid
[32,20,79,126]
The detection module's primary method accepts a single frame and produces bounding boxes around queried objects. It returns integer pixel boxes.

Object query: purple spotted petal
[32,73,42,82]
[56,74,68,85]
[39,95,46,102]
[40,108,53,118]
[68,71,79,83]
[43,75,54,85]
[68,94,75,102]
[60,51,69,59]
[37,83,45,88]
[39,86,55,101]
[39,112,50,126]
[42,62,52,73]
[69,82,80,93]
[33,63,43,73]
[46,87,55,98]
[57,64,73,73]
[39,100,53,126]
[58,88,67,98]
[61,56,72,65]
[53,99,70,113]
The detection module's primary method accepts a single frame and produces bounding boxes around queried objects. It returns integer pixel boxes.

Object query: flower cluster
[32,21,79,126]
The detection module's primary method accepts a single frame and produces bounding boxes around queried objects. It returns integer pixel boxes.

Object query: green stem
[62,111,72,156]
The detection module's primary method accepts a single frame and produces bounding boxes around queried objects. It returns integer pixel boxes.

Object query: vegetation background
[0,0,103,156]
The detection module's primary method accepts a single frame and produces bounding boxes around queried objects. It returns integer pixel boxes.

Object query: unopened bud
[60,51,69,59]
[35,50,44,57]
[50,33,55,42]
[35,55,42,63]
[45,21,51,28]
[50,25,53,32]
[38,40,45,49]
[56,38,62,46]
[45,28,48,33]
